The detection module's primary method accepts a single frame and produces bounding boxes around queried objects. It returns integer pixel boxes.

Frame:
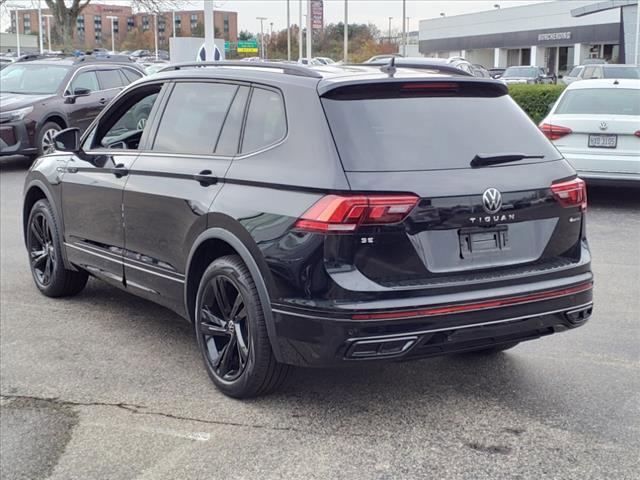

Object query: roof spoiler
[319,78,508,99]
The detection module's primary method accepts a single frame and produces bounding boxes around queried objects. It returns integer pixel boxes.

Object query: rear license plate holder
[588,134,617,148]
[459,226,509,257]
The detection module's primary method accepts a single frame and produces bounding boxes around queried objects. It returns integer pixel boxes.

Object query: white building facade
[419,1,638,75]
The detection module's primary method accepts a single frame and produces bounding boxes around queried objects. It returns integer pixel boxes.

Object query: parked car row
[0,54,145,158]
[562,64,640,85]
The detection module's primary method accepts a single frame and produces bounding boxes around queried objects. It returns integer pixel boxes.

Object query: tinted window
[153,82,237,155]
[603,67,640,79]
[0,64,70,94]
[583,66,602,79]
[241,88,286,153]
[97,69,125,89]
[121,68,143,83]
[71,70,99,93]
[555,88,640,116]
[216,86,249,156]
[322,95,560,172]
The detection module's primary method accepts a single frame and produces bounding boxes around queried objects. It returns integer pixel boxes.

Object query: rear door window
[97,69,125,89]
[322,89,560,172]
[152,82,238,155]
[603,67,640,79]
[240,88,286,153]
[121,68,144,83]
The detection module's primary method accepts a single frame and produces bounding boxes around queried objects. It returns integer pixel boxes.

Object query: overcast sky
[1,0,547,35]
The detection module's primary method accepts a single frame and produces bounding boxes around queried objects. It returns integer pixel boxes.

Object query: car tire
[26,199,88,297]
[36,121,62,157]
[195,255,290,398]
[464,342,520,355]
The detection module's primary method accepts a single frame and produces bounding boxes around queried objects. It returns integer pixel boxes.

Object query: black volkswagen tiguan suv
[23,61,593,398]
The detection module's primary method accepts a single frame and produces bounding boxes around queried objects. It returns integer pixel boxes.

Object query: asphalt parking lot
[1,155,638,480]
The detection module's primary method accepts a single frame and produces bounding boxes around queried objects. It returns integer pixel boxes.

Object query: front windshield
[503,67,537,78]
[0,64,70,95]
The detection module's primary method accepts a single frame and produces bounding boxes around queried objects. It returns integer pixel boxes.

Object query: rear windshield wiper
[470,153,545,168]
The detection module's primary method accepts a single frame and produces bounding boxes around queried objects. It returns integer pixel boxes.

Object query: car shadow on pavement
[587,185,640,210]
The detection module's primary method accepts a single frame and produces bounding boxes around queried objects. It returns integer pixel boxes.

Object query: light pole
[257,17,267,59]
[388,16,393,44]
[106,15,118,53]
[38,1,43,54]
[286,0,291,61]
[44,14,53,52]
[14,10,21,56]
[343,0,348,63]
[306,0,312,60]
[298,0,302,60]
[153,13,158,60]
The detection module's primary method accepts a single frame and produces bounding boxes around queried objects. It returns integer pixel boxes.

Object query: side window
[153,82,237,155]
[583,66,597,79]
[591,66,603,79]
[215,86,249,156]
[70,70,99,93]
[90,87,161,150]
[97,69,125,90]
[241,88,286,153]
[121,68,143,84]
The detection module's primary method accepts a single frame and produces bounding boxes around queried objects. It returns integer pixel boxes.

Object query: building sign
[311,0,323,30]
[237,40,258,53]
[537,31,572,42]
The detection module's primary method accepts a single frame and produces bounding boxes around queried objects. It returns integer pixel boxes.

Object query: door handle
[99,98,108,105]
[193,169,217,187]
[112,163,129,178]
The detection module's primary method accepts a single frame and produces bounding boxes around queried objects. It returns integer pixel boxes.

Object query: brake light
[634,130,640,137]
[551,178,587,211]
[539,123,572,140]
[295,194,419,233]
[401,82,459,90]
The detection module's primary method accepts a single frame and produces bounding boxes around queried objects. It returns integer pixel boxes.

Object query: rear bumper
[271,275,593,366]
[561,152,640,183]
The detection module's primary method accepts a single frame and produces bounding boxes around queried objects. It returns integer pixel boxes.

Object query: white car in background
[539,79,640,185]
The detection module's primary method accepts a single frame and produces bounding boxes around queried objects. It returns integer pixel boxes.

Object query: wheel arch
[41,114,68,130]
[184,226,283,362]
[23,179,74,270]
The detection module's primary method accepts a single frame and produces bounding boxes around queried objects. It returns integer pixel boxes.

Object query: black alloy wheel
[195,255,290,398]
[199,274,250,382]
[26,199,88,297]
[28,211,56,287]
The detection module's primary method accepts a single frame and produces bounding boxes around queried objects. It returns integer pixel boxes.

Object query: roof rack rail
[159,61,323,79]
[15,53,67,62]
[74,54,135,64]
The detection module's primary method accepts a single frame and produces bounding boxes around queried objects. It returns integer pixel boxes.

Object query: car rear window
[322,93,560,172]
[554,88,640,116]
[603,67,640,79]
[97,69,125,89]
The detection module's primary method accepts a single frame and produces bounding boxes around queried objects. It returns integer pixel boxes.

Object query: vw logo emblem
[482,188,502,214]
[599,121,608,131]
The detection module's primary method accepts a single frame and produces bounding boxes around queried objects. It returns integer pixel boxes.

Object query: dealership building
[419,0,639,75]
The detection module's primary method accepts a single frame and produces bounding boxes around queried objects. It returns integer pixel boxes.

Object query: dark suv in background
[23,61,593,398]
[1,54,144,159]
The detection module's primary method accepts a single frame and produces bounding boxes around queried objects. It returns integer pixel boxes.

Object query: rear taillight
[539,123,572,140]
[551,178,587,211]
[634,130,640,138]
[295,194,419,233]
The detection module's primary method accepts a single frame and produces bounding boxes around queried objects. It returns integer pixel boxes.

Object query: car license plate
[588,134,617,148]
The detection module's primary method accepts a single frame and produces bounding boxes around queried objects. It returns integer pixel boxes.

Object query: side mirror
[53,128,80,153]
[65,87,91,104]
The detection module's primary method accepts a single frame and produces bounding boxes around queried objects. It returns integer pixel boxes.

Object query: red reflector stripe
[351,282,593,320]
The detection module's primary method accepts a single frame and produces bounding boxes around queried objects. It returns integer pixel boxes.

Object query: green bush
[508,84,566,124]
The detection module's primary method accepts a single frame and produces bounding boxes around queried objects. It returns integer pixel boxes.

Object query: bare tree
[41,0,180,49]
